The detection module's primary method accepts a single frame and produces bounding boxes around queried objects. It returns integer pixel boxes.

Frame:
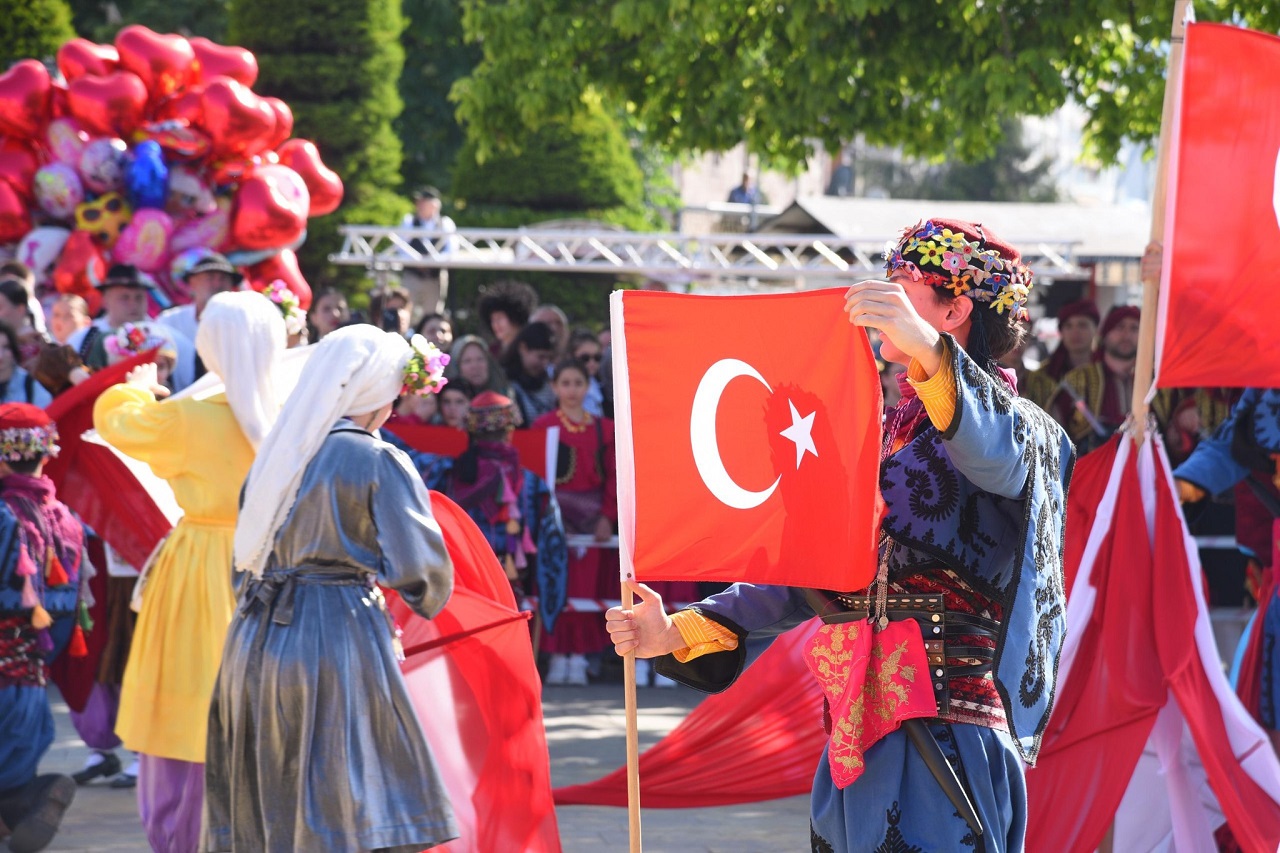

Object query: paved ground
[29,681,810,852]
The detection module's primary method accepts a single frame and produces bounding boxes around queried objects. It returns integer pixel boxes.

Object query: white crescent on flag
[689,358,780,510]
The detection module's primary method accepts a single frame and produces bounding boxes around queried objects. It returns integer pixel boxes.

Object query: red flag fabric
[611,289,883,588]
[1062,436,1118,597]
[553,617,827,807]
[1157,23,1280,388]
[383,421,556,483]
[390,491,561,853]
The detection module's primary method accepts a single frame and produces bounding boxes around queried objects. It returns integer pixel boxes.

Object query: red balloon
[53,231,106,315]
[155,85,205,128]
[276,139,343,217]
[189,37,258,88]
[0,140,40,203]
[264,98,293,151]
[67,71,149,137]
[57,39,120,82]
[230,164,309,251]
[201,78,276,159]
[0,181,31,243]
[0,61,52,141]
[115,25,196,102]
[245,248,310,310]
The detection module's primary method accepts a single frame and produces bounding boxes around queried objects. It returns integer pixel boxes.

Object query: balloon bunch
[0,26,343,315]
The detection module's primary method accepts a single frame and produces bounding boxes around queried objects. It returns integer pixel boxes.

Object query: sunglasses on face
[81,196,125,223]
[577,353,602,363]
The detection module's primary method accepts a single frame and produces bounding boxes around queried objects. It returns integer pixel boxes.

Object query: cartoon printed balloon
[169,198,231,254]
[34,163,86,221]
[125,139,170,210]
[15,227,71,286]
[46,118,90,166]
[114,209,174,272]
[230,164,309,251]
[75,192,132,249]
[78,137,130,194]
[166,164,216,218]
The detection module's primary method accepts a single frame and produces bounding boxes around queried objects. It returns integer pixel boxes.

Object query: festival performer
[205,325,457,853]
[92,291,285,852]
[0,403,91,853]
[1022,299,1098,411]
[607,218,1072,852]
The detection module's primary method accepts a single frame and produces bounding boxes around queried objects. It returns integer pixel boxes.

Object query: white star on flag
[779,400,818,469]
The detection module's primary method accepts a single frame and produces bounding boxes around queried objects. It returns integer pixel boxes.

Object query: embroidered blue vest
[1175,388,1280,497]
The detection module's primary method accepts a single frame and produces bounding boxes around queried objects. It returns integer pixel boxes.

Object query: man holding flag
[608,218,1072,852]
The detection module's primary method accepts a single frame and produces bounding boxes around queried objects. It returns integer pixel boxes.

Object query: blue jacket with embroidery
[656,338,1074,765]
[1174,388,1280,497]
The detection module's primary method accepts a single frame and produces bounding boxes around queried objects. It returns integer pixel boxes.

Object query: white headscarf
[234,324,413,577]
[195,291,286,450]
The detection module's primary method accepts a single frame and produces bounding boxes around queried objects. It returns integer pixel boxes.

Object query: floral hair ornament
[883,218,1034,322]
[262,279,306,337]
[103,322,178,365]
[401,334,450,397]
[0,403,59,461]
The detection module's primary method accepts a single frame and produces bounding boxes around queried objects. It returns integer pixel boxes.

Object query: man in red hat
[1052,304,1177,452]
[0,403,89,852]
[1024,299,1099,411]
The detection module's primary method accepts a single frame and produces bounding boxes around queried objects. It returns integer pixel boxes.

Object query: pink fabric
[137,753,203,853]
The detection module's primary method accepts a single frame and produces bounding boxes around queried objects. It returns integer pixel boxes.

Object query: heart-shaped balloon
[245,248,310,310]
[170,198,231,254]
[190,37,258,88]
[276,139,343,217]
[155,85,205,128]
[115,25,196,102]
[0,61,53,140]
[46,117,90,165]
[230,164,309,251]
[34,162,86,221]
[57,39,120,82]
[114,208,174,272]
[67,71,148,137]
[264,98,293,150]
[201,78,276,159]
[0,181,31,243]
[53,230,106,314]
[0,141,40,202]
[209,155,260,188]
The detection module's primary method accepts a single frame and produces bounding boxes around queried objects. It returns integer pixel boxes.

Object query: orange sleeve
[670,609,739,663]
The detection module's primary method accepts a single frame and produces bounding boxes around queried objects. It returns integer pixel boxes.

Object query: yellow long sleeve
[906,341,958,433]
[93,384,186,479]
[669,609,739,663]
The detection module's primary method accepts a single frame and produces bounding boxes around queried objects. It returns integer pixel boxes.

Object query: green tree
[66,0,227,43]
[229,0,406,286]
[453,1,1280,169]
[0,0,75,66]
[398,0,479,195]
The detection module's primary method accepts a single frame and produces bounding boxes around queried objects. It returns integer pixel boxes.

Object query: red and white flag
[610,289,883,590]
[1157,22,1280,387]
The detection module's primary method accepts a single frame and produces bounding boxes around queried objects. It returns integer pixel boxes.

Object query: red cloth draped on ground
[1026,438,1280,852]
[44,351,172,569]
[389,491,561,853]
[553,617,827,807]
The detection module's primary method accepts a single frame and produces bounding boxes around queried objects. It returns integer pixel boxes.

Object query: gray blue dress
[203,420,458,852]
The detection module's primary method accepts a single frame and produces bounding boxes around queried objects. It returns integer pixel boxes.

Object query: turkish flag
[1157,23,1280,387]
[611,289,883,590]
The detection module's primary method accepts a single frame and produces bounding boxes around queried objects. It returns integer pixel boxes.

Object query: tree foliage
[67,0,227,43]
[454,1,1280,168]
[0,0,75,66]
[229,0,406,286]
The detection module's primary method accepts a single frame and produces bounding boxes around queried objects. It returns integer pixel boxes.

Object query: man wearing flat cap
[400,186,456,318]
[159,250,244,387]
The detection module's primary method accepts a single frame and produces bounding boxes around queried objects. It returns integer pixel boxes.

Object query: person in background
[0,403,90,853]
[48,296,90,347]
[437,385,472,430]
[446,335,513,401]
[0,324,52,407]
[369,285,413,338]
[415,312,454,352]
[307,288,349,342]
[158,252,242,388]
[530,305,570,363]
[502,322,557,426]
[477,280,538,358]
[102,324,179,392]
[1023,300,1099,412]
[727,172,760,204]
[569,329,606,417]
[0,279,46,370]
[400,186,456,318]
[0,262,50,346]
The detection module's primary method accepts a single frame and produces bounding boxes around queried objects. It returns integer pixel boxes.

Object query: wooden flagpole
[623,584,642,852]
[1131,0,1193,436]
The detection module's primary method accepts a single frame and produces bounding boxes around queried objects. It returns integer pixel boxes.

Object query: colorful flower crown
[103,322,177,363]
[401,334,449,397]
[883,219,1033,320]
[262,279,306,336]
[0,424,59,461]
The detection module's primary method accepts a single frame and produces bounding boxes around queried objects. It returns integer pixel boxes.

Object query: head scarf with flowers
[262,279,307,338]
[401,334,449,397]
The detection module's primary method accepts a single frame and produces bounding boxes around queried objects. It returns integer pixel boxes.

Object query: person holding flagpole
[607,218,1073,852]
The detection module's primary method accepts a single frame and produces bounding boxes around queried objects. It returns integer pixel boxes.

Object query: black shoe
[107,771,137,789]
[7,774,76,853]
[71,752,121,786]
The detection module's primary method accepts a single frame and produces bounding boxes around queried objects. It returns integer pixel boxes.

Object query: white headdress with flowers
[102,322,179,365]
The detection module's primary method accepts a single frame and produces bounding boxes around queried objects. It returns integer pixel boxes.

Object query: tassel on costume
[15,546,37,577]
[31,604,52,630]
[77,600,93,632]
[20,575,38,608]
[45,546,69,587]
[68,624,87,657]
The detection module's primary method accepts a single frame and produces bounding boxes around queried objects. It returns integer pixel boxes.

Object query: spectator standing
[48,296,90,347]
[415,312,454,351]
[369,285,413,337]
[477,280,538,358]
[307,288,349,341]
[570,330,606,417]
[158,252,242,389]
[727,172,760,204]
[437,385,471,429]
[502,322,557,426]
[400,186,456,318]
[1023,300,1099,411]
[446,335,513,400]
[0,323,52,407]
[530,305,570,363]
[0,278,47,370]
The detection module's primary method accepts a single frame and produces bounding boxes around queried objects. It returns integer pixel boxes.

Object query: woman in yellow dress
[93,290,285,853]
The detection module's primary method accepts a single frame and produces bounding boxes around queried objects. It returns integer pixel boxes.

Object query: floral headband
[0,424,59,461]
[402,334,449,397]
[103,322,177,363]
[262,279,306,337]
[883,219,1033,320]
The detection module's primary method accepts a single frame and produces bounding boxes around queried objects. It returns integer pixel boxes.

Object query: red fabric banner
[1158,23,1280,388]
[391,491,561,853]
[553,617,827,807]
[1062,436,1118,597]
[383,421,554,483]
[611,289,884,588]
